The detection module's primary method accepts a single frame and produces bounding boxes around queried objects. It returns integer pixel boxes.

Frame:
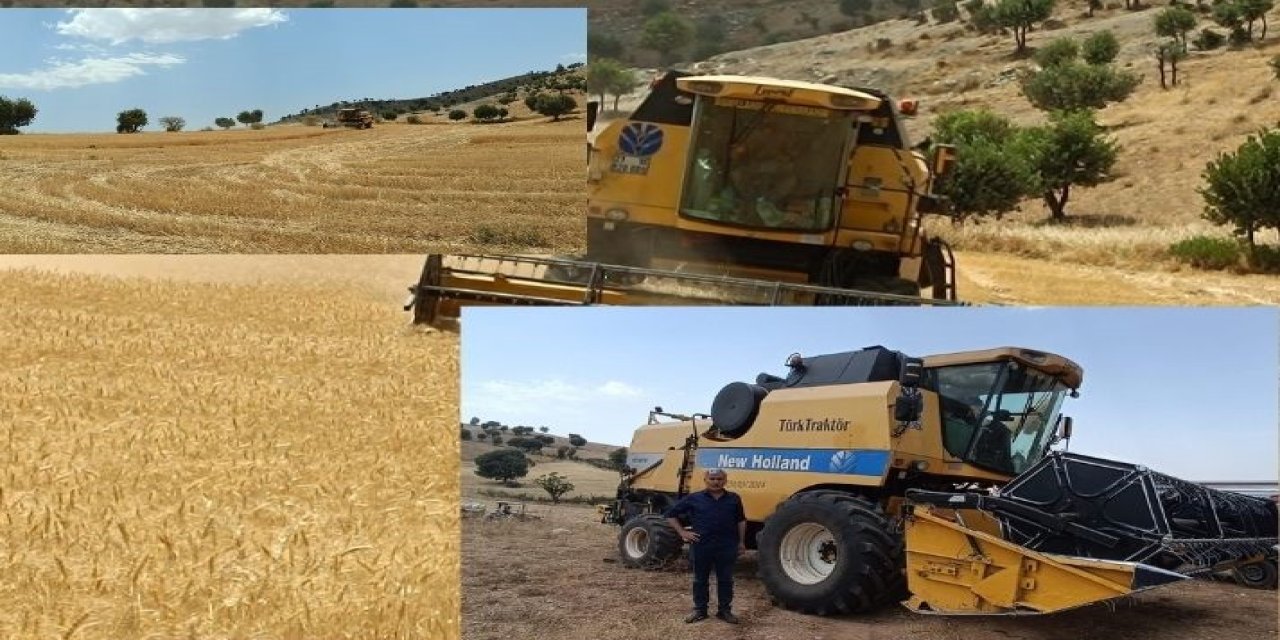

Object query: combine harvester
[601,346,1278,615]
[406,71,963,324]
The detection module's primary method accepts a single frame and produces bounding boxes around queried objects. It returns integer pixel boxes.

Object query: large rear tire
[618,514,683,569]
[1233,559,1279,589]
[757,492,905,615]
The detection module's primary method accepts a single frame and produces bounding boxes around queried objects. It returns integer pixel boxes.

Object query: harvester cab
[605,345,1278,616]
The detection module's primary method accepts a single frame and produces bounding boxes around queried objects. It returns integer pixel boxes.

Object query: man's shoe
[716,611,740,624]
[684,611,709,624]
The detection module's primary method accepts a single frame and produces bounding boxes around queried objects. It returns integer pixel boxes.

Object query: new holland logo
[829,451,859,474]
[611,123,664,176]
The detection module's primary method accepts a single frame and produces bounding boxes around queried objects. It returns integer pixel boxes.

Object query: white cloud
[56,9,287,45]
[598,381,642,398]
[0,53,185,91]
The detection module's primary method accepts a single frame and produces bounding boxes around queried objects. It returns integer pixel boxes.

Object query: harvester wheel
[1233,559,1279,589]
[618,514,683,569]
[757,492,904,615]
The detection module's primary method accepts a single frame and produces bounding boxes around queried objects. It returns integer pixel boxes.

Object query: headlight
[852,240,873,251]
[606,208,629,221]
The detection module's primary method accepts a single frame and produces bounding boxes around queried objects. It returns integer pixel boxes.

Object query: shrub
[406,114,424,124]
[159,116,185,132]
[448,109,467,121]
[1192,28,1226,50]
[474,448,529,484]
[533,472,575,503]
[381,110,398,121]
[1035,37,1080,68]
[250,122,265,130]
[1081,31,1120,64]
[1168,236,1243,270]
[1200,128,1280,254]
[461,428,472,441]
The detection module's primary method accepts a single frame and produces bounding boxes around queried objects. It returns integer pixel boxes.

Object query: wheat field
[0,118,582,254]
[0,256,459,639]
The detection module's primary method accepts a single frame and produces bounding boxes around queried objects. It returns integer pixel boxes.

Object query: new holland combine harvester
[600,345,1278,615]
[406,71,964,324]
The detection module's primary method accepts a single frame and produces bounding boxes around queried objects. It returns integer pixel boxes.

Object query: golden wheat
[0,259,459,639]
[0,119,581,254]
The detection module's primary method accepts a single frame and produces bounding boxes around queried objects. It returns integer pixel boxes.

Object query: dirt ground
[463,503,1278,640]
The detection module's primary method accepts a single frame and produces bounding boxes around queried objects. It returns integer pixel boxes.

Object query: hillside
[460,427,622,503]
[588,0,935,67]
[599,3,1280,300]
[275,64,586,124]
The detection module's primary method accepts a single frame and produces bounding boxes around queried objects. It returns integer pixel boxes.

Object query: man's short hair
[704,468,728,478]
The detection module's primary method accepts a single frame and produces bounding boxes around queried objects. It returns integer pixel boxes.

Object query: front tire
[757,492,905,615]
[618,514,683,569]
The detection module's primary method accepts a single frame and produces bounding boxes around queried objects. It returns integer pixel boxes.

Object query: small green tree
[461,428,472,441]
[116,108,148,133]
[236,110,253,127]
[476,431,488,441]
[533,472,576,504]
[1034,37,1080,68]
[1020,62,1141,112]
[214,117,235,130]
[539,426,550,434]
[0,96,37,134]
[381,110,398,121]
[931,109,1038,221]
[534,93,577,121]
[1238,0,1273,40]
[159,116,185,132]
[490,434,504,446]
[640,12,693,65]
[588,58,625,107]
[448,109,467,121]
[992,0,1055,54]
[469,417,481,426]
[568,434,587,447]
[608,447,629,470]
[1020,110,1119,221]
[1155,40,1188,89]
[1213,2,1245,35]
[1081,31,1120,65]
[474,448,529,485]
[473,104,503,122]
[1200,129,1280,257]
[1154,6,1198,46]
[250,109,263,124]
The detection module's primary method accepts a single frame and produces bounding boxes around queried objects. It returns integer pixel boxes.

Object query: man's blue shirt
[664,489,746,547]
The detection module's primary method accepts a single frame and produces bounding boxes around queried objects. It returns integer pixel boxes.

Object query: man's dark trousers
[690,542,737,614]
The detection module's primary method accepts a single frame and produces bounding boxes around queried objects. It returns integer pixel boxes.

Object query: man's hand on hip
[679,530,700,543]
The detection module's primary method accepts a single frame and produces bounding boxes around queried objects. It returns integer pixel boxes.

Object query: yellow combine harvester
[602,346,1278,615]
[406,71,962,324]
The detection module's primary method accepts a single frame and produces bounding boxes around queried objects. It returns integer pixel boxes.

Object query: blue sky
[461,307,1280,482]
[0,8,585,132]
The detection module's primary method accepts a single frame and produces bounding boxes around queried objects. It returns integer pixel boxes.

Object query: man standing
[664,468,747,624]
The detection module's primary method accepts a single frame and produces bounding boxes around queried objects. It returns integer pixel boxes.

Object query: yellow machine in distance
[587,72,957,298]
[603,346,1278,615]
[404,72,964,324]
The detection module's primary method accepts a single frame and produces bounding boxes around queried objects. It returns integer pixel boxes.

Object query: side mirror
[930,144,956,182]
[587,101,599,132]
[1061,416,1073,440]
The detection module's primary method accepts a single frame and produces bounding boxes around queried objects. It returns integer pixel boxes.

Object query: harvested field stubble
[0,120,580,253]
[0,263,459,639]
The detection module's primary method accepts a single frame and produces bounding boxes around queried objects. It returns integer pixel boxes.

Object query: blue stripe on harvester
[695,448,891,477]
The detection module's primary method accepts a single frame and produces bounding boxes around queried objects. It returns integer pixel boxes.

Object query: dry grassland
[0,119,581,254]
[460,440,621,502]
[464,505,1278,640]
[0,256,459,639]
